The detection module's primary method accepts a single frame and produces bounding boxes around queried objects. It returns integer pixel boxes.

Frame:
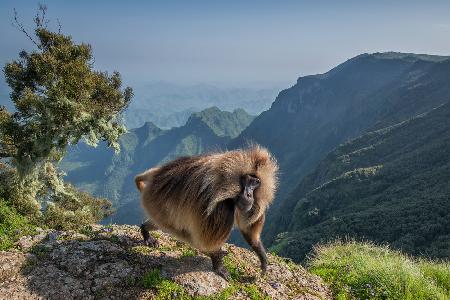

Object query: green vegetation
[180,248,197,258]
[241,284,270,300]
[141,268,190,300]
[309,241,450,300]
[0,6,129,231]
[223,253,245,281]
[141,268,238,300]
[142,269,166,289]
[270,101,450,261]
[189,107,255,138]
[0,198,35,250]
[140,253,271,299]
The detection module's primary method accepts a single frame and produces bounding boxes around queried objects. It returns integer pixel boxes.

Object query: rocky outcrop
[0,225,330,299]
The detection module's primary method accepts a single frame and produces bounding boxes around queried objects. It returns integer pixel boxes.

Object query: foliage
[0,163,41,220]
[1,8,132,170]
[0,198,36,250]
[309,241,450,300]
[42,184,112,230]
[0,6,130,229]
[270,101,450,261]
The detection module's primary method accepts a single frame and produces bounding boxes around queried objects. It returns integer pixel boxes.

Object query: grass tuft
[308,241,450,300]
[141,268,190,299]
[142,269,164,288]
[223,253,244,281]
[181,247,197,258]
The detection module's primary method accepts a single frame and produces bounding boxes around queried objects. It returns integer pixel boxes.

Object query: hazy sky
[1,0,450,88]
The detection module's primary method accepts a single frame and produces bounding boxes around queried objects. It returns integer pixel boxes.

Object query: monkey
[134,145,278,279]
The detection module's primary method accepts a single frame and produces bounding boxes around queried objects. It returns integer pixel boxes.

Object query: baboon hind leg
[209,250,230,280]
[140,219,159,247]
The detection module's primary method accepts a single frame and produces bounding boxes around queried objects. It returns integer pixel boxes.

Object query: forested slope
[270,101,450,261]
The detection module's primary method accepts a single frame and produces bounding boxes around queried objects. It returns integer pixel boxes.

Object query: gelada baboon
[135,145,278,279]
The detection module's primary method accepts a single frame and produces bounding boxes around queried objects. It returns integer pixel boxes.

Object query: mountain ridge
[227,52,450,245]
[270,100,450,261]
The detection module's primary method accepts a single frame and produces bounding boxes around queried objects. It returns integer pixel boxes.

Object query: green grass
[142,269,165,289]
[141,261,270,300]
[140,269,195,299]
[308,241,450,300]
[0,199,36,250]
[223,253,244,281]
[242,284,270,300]
[181,247,197,258]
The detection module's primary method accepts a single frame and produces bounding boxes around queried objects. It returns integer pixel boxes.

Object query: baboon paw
[215,266,231,281]
[143,238,159,248]
[260,264,268,275]
[218,250,228,258]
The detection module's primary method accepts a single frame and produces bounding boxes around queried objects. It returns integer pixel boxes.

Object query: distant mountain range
[62,52,450,261]
[60,107,254,224]
[123,82,280,129]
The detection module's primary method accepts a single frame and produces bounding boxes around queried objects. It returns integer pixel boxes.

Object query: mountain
[228,52,450,244]
[61,107,254,224]
[270,101,450,262]
[123,82,281,129]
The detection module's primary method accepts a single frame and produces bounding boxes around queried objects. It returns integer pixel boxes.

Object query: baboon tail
[135,174,147,192]
[135,167,159,192]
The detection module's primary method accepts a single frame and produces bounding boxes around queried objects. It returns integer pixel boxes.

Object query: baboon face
[236,174,261,213]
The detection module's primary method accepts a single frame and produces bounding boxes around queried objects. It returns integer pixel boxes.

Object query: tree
[0,6,132,228]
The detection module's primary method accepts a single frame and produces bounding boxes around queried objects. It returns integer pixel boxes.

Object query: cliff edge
[0,225,330,299]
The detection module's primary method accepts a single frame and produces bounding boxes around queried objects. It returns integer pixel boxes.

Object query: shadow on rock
[0,225,331,300]
[16,225,227,299]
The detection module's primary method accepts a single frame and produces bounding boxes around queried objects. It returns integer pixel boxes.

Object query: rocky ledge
[0,225,330,299]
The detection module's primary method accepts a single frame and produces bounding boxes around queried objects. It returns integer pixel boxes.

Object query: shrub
[0,198,36,250]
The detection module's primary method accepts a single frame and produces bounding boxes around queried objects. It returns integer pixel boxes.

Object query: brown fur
[135,144,278,256]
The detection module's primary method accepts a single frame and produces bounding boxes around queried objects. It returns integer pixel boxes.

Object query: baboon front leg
[140,219,159,247]
[241,233,267,274]
[209,250,230,280]
[239,215,268,274]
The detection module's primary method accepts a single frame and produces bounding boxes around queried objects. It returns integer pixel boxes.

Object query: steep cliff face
[270,101,450,262]
[228,53,450,243]
[232,53,450,196]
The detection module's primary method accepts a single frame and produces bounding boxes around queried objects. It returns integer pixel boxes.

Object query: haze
[1,0,450,88]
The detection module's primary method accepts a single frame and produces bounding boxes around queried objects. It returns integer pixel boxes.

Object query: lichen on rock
[0,225,330,299]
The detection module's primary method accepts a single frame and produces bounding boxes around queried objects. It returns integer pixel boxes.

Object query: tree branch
[12,8,40,48]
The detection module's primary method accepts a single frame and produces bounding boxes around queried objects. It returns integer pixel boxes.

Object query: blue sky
[1,0,450,88]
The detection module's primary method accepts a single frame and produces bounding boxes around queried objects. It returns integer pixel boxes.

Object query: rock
[0,225,331,299]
